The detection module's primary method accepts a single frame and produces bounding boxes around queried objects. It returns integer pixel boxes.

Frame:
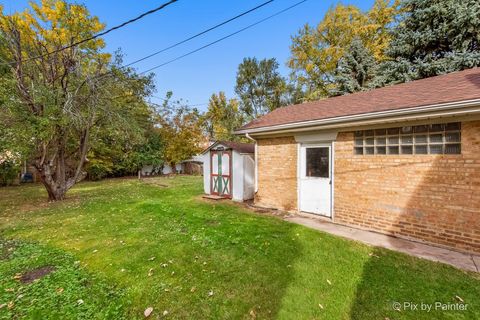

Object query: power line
[138,0,308,75]
[121,0,274,69]
[0,0,179,66]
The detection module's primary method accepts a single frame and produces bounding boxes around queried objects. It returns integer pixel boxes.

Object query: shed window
[354,122,461,155]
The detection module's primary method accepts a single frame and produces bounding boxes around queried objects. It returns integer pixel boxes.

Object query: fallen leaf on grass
[148,268,154,277]
[455,295,464,303]
[163,310,169,316]
[148,257,156,261]
[318,304,324,309]
[208,290,214,297]
[190,287,196,293]
[7,301,14,309]
[144,307,153,317]
[56,288,64,294]
[4,288,14,292]
[368,253,380,258]
[327,279,332,285]
[249,309,256,319]
[77,299,84,305]
[0,304,6,309]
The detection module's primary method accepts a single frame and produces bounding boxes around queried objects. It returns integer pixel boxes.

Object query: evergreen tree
[377,0,480,85]
[331,38,377,96]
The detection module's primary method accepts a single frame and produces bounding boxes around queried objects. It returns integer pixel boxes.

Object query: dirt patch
[19,266,56,284]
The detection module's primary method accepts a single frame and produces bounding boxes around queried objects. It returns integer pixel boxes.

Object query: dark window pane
[376,146,386,154]
[401,146,413,154]
[401,135,413,144]
[306,148,329,178]
[401,126,413,134]
[430,144,443,154]
[445,132,460,142]
[388,146,399,154]
[365,138,374,145]
[355,139,363,146]
[414,125,428,133]
[387,127,400,135]
[354,131,363,137]
[430,134,443,143]
[365,147,374,155]
[354,147,364,155]
[415,135,427,143]
[415,145,428,154]
[429,123,444,132]
[445,122,460,131]
[388,136,399,144]
[445,144,461,154]
[376,137,386,145]
[364,130,374,137]
[375,129,386,135]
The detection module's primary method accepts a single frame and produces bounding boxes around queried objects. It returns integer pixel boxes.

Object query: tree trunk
[171,162,177,174]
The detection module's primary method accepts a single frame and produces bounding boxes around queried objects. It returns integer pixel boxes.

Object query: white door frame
[297,142,334,218]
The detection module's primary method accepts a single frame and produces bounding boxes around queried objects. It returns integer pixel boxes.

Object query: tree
[288,0,399,100]
[235,57,290,119]
[202,92,244,141]
[0,1,153,200]
[331,38,377,96]
[154,93,204,172]
[376,0,480,85]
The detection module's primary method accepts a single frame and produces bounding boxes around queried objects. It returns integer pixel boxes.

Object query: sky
[1,0,375,111]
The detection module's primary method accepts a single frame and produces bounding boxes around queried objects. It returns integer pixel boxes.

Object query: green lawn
[0,176,479,319]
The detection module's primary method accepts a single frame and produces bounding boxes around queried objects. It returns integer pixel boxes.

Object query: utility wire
[138,0,308,75]
[121,0,274,69]
[0,0,179,66]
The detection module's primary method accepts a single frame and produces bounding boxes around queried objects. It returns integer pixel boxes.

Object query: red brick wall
[334,120,480,253]
[255,137,297,212]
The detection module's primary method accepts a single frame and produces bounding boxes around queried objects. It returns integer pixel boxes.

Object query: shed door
[210,150,232,198]
[299,144,332,216]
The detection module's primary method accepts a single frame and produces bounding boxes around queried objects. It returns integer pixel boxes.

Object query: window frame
[354,122,461,156]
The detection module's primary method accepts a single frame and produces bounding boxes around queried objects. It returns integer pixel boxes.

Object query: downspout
[245,133,258,193]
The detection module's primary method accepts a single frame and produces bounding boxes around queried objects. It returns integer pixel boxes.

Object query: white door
[299,144,332,216]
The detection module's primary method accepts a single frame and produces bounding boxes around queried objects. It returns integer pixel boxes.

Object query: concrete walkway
[285,215,480,273]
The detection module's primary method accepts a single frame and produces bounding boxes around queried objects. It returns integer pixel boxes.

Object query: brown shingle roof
[240,68,480,131]
[202,141,254,154]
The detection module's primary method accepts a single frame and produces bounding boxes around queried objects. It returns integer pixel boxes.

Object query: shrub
[0,161,19,186]
[86,159,113,181]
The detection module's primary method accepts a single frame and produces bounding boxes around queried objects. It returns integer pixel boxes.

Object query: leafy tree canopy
[202,92,244,142]
[377,0,480,85]
[288,0,399,100]
[235,57,291,120]
[154,92,204,171]
[0,0,154,200]
[331,38,377,96]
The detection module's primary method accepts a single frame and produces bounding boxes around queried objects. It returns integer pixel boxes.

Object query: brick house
[236,68,480,254]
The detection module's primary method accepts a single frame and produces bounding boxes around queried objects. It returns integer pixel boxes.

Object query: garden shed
[202,141,255,202]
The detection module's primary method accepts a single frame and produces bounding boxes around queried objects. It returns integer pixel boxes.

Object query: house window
[354,122,461,155]
[306,147,329,178]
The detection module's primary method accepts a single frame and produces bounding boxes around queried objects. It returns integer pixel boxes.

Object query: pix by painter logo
[392,301,468,312]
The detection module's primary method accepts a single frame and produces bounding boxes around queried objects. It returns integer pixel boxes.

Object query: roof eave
[235,98,480,136]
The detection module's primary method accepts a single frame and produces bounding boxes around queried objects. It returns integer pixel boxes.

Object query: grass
[0,176,479,319]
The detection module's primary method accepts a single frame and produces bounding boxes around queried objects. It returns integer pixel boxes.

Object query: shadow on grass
[349,247,480,320]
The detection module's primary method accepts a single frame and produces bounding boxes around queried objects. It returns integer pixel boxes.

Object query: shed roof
[202,141,254,154]
[239,68,480,132]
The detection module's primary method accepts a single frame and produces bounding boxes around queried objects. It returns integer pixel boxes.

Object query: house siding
[334,120,480,254]
[255,136,297,212]
[254,120,480,254]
